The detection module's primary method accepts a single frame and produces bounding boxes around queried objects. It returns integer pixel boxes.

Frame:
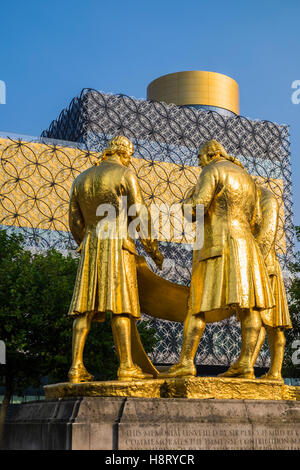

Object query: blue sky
[0,0,300,226]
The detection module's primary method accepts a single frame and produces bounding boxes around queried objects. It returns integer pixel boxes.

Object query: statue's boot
[117,364,153,382]
[68,364,94,383]
[218,362,240,378]
[259,372,284,383]
[218,363,255,379]
[161,362,196,378]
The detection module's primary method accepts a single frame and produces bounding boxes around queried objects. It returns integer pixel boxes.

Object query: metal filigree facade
[41,89,293,261]
[0,89,292,367]
[40,89,294,367]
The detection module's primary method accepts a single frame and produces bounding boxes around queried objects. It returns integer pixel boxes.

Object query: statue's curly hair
[199,139,244,169]
[101,135,134,160]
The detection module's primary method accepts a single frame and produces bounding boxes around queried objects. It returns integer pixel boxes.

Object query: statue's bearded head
[101,135,134,167]
[197,140,228,168]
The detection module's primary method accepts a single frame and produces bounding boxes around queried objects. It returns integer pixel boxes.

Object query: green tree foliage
[283,227,300,378]
[0,229,157,399]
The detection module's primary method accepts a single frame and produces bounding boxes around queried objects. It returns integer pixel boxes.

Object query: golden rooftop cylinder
[147,71,239,116]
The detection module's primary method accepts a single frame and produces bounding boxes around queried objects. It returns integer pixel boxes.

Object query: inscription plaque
[120,425,300,450]
[118,398,300,450]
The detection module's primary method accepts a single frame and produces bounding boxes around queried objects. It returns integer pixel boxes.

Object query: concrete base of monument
[43,376,300,401]
[3,396,300,450]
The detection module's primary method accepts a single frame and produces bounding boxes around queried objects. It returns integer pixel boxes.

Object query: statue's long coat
[255,187,292,329]
[68,155,149,321]
[185,157,275,326]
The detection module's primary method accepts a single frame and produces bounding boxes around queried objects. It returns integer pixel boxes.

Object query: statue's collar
[102,155,123,165]
[203,155,224,168]
[210,155,224,164]
[95,154,123,167]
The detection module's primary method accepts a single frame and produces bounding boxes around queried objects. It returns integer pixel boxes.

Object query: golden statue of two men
[67,136,292,384]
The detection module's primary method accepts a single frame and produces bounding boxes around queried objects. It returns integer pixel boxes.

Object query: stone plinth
[3,377,300,450]
[3,397,125,450]
[3,397,300,450]
[118,398,300,450]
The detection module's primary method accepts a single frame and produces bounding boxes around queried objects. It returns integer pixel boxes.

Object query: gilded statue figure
[67,135,163,383]
[166,140,276,379]
[248,186,292,381]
